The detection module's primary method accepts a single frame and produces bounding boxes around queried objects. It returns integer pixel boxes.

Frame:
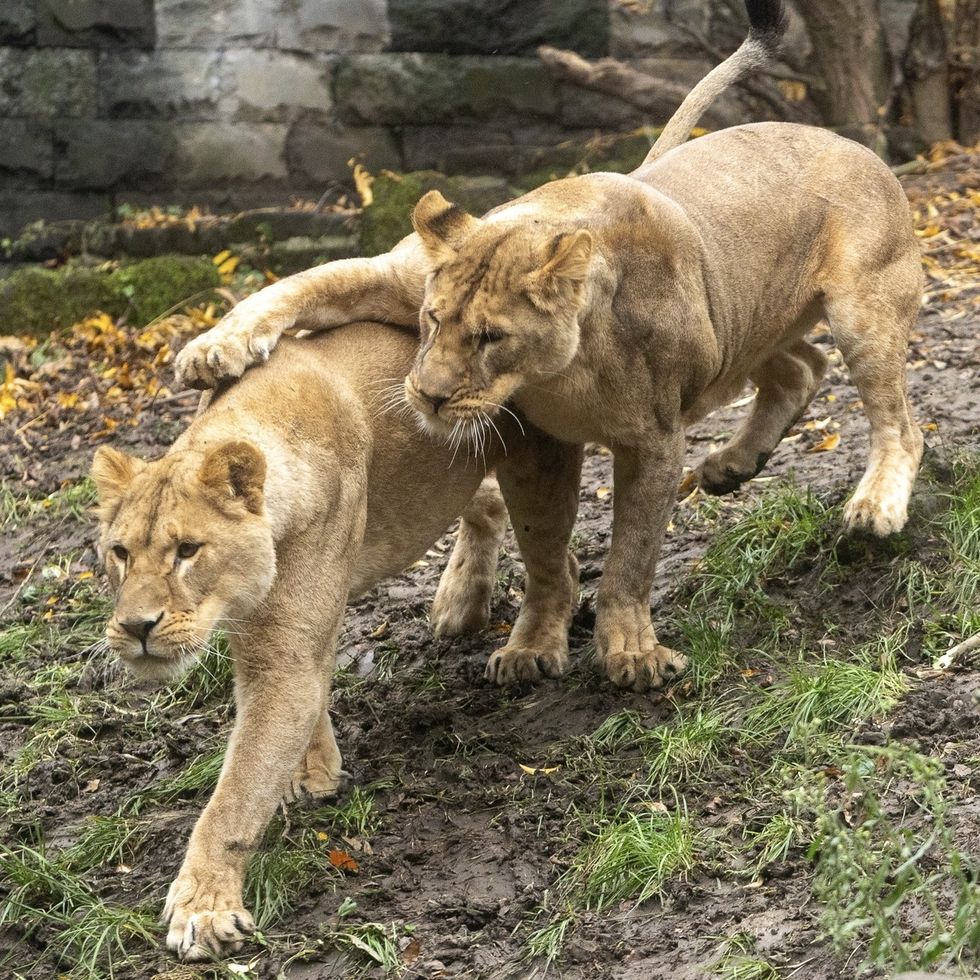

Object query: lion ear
[91,446,145,523]
[199,441,266,515]
[412,190,480,262]
[527,229,594,310]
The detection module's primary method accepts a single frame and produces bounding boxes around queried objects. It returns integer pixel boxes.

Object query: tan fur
[175,31,923,694]
[93,323,579,961]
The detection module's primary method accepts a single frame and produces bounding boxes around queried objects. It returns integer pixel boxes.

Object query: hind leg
[699,339,829,495]
[430,476,508,637]
[826,286,923,536]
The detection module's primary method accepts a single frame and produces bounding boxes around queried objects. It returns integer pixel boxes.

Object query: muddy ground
[0,154,978,980]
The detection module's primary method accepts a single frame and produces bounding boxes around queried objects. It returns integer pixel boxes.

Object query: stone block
[334,54,559,126]
[37,0,155,49]
[278,0,389,54]
[401,125,517,175]
[0,120,54,179]
[98,50,223,120]
[54,119,173,189]
[154,0,278,48]
[389,0,608,57]
[172,123,289,184]
[0,190,111,241]
[286,121,401,183]
[559,85,655,130]
[0,0,36,45]
[0,49,97,118]
[224,209,349,242]
[222,50,333,123]
[609,1,708,59]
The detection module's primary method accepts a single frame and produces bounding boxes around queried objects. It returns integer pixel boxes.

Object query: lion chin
[114,641,202,685]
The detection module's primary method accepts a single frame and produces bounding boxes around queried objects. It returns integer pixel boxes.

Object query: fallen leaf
[596,486,611,499]
[329,849,360,873]
[519,764,560,776]
[808,431,841,453]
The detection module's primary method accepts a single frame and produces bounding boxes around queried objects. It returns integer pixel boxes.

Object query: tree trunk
[793,0,892,144]
[904,0,955,144]
[950,0,980,143]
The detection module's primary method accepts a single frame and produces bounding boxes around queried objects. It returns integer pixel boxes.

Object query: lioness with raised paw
[176,0,923,694]
[92,323,579,961]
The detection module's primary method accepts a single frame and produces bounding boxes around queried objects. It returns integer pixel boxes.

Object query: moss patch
[358,171,516,256]
[0,257,221,337]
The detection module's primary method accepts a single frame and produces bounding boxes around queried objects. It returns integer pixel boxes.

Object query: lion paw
[430,575,492,637]
[603,645,687,693]
[697,448,769,496]
[175,308,285,389]
[164,871,255,962]
[843,488,909,537]
[286,766,349,803]
[484,643,569,685]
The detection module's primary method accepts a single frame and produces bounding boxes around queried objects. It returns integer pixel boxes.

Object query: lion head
[91,441,275,682]
[403,190,594,437]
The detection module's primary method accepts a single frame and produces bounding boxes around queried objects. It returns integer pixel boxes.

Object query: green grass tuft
[567,804,696,911]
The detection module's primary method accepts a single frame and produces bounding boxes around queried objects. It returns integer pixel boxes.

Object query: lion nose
[420,391,448,414]
[119,612,163,641]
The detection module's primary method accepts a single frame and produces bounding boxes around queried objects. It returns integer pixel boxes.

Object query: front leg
[596,432,688,693]
[484,429,583,685]
[164,507,363,961]
[175,236,428,389]
[164,661,327,960]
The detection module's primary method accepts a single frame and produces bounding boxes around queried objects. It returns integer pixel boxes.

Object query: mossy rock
[109,256,221,327]
[358,171,517,256]
[512,127,665,192]
[0,266,121,337]
[0,256,222,337]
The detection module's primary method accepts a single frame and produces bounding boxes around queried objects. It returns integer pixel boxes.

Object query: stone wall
[0,0,738,236]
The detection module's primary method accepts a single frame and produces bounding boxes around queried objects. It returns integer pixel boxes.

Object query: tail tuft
[745,0,788,49]
[639,0,788,167]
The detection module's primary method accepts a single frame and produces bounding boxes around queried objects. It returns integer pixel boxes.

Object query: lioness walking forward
[176,0,923,693]
[93,325,577,960]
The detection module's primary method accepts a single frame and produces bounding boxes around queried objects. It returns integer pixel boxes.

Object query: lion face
[403,190,594,438]
[91,441,275,682]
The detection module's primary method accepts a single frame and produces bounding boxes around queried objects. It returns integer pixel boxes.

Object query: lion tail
[641,0,788,165]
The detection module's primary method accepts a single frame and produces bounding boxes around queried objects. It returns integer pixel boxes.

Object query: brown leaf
[328,849,360,873]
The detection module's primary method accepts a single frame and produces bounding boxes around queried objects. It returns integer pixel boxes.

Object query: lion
[175,0,924,694]
[92,323,579,961]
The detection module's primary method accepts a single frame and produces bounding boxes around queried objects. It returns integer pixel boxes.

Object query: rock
[400,126,516,176]
[334,54,559,126]
[0,256,221,336]
[359,170,515,256]
[388,0,609,57]
[98,50,223,120]
[2,220,83,263]
[238,235,358,274]
[0,0,36,45]
[109,256,221,326]
[0,190,111,240]
[37,0,155,48]
[224,209,349,243]
[286,120,402,183]
[223,50,333,123]
[0,266,119,336]
[54,120,173,189]
[154,0,278,48]
[172,123,289,183]
[277,0,390,53]
[0,120,54,180]
[0,49,97,118]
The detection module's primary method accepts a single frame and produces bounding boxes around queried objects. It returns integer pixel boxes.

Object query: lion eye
[479,328,505,348]
[112,544,129,562]
[177,542,201,560]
